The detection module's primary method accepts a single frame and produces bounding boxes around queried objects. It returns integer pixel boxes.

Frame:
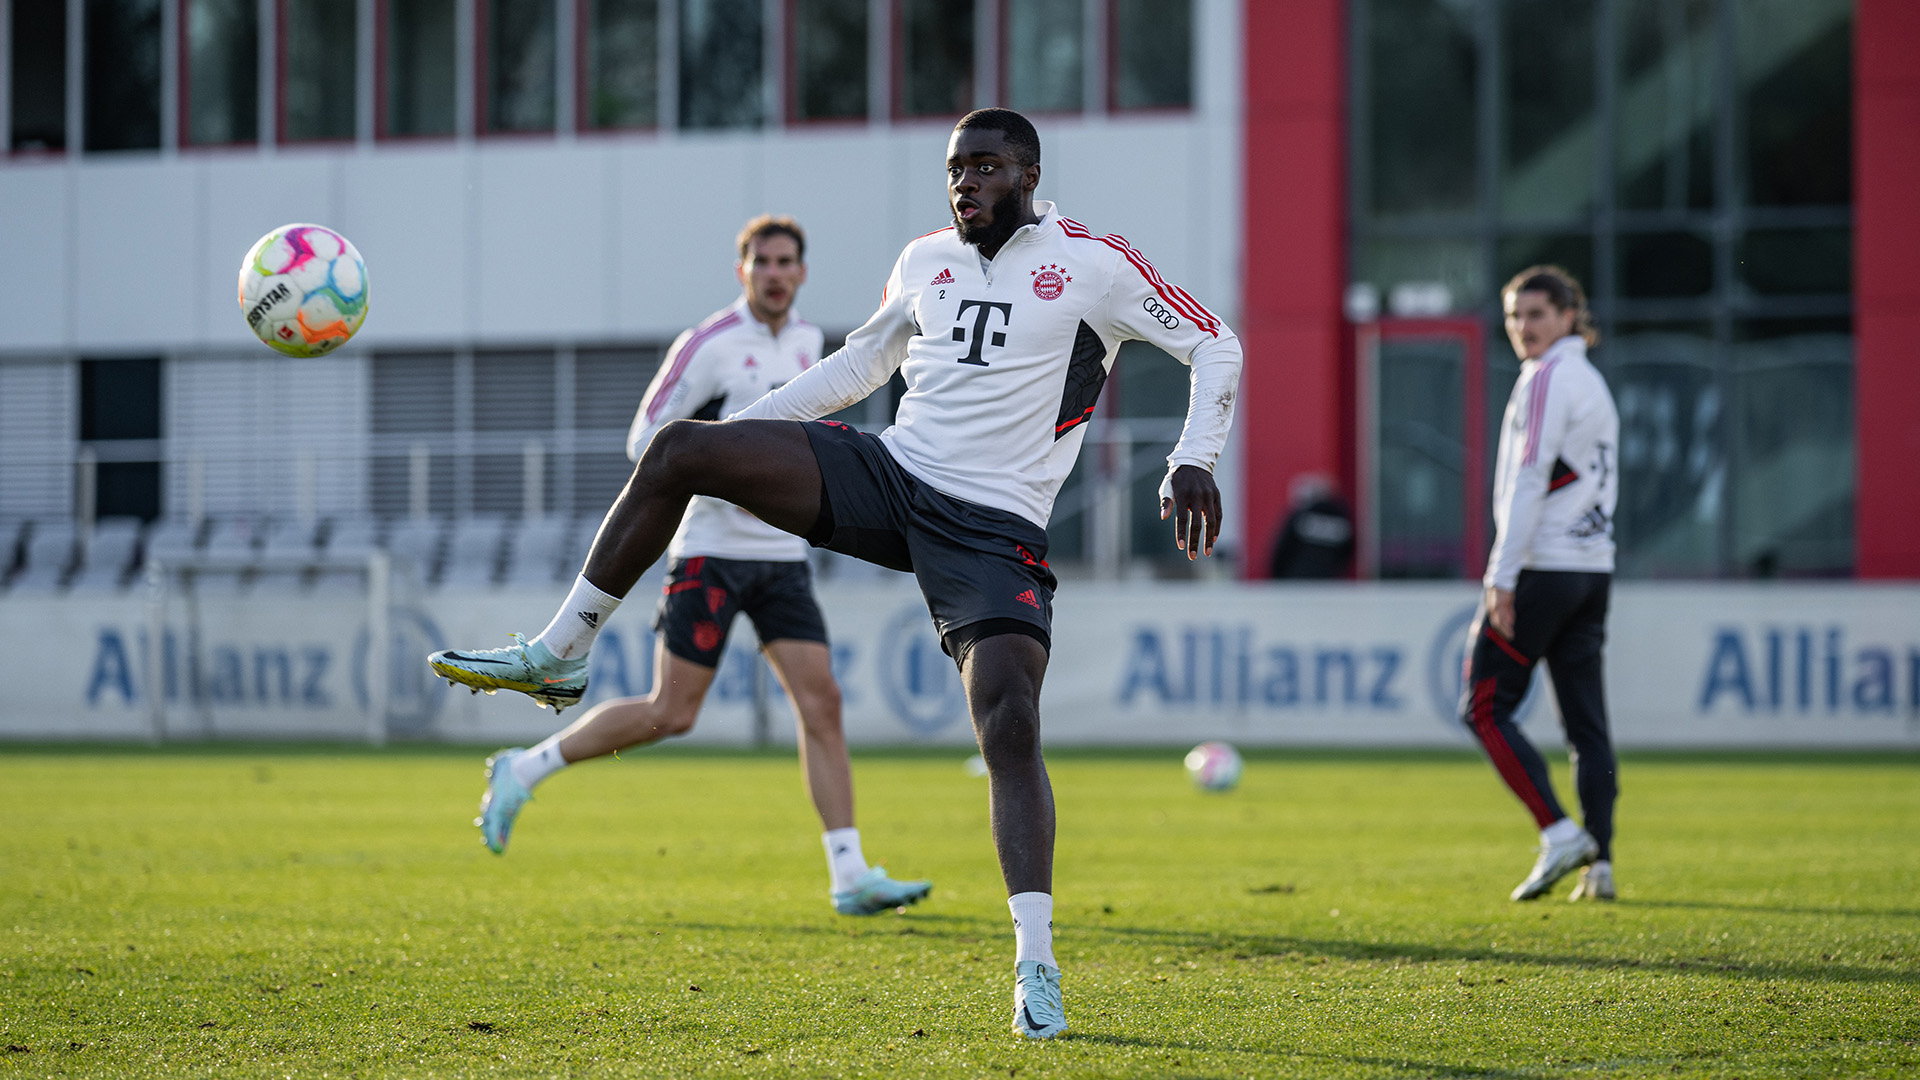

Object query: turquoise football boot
[831,866,933,915]
[1011,961,1068,1039]
[429,633,587,712]
[475,748,532,854]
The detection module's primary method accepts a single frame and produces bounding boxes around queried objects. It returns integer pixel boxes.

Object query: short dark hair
[737,215,806,262]
[953,108,1041,168]
[1503,264,1600,347]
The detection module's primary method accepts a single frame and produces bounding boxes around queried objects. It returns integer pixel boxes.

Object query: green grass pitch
[3,745,1916,1078]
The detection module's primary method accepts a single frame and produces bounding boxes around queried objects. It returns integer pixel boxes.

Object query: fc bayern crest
[1031,263,1070,300]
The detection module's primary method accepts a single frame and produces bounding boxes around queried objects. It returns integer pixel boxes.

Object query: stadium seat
[313,516,379,592]
[504,516,572,588]
[385,517,448,586]
[441,515,509,590]
[7,519,79,592]
[68,517,145,592]
[255,518,323,591]
[198,516,263,593]
[0,519,26,581]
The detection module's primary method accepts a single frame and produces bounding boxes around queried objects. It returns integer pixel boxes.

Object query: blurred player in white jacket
[1464,266,1621,903]
[432,109,1242,1038]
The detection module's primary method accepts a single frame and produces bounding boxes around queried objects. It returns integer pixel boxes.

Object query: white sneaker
[1568,860,1615,901]
[1510,828,1599,901]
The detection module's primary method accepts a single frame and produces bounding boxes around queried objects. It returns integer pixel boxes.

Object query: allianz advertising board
[9,581,1919,748]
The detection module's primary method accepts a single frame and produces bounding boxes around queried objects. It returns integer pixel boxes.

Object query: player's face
[738,233,806,320]
[1503,289,1577,360]
[946,128,1037,249]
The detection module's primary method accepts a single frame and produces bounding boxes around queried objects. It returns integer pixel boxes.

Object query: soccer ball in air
[1184,741,1244,792]
[238,223,368,357]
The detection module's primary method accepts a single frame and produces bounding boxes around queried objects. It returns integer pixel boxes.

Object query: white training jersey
[627,298,824,561]
[731,201,1242,528]
[1484,335,1619,589]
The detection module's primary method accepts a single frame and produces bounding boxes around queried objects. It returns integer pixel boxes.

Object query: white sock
[511,734,570,791]
[532,575,622,661]
[1008,892,1056,967]
[1542,817,1584,846]
[823,828,868,892]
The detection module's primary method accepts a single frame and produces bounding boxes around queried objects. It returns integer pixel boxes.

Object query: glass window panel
[1614,0,1715,212]
[1128,437,1184,563]
[1005,0,1082,113]
[1375,337,1466,578]
[386,0,458,136]
[1738,228,1850,297]
[486,0,556,132]
[1354,236,1485,311]
[284,0,357,141]
[1730,319,1852,576]
[1112,0,1189,110]
[679,0,762,129]
[9,1,67,151]
[1115,341,1186,420]
[1496,235,1595,299]
[1737,0,1851,207]
[586,0,658,129]
[1606,325,1722,576]
[185,0,259,145]
[1499,0,1595,220]
[793,0,867,121]
[81,358,163,442]
[1619,231,1712,298]
[85,0,162,151]
[899,0,973,117]
[1364,0,1476,216]
[97,462,163,521]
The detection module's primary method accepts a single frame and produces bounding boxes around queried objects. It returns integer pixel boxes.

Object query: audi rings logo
[1142,297,1181,330]
[877,606,967,736]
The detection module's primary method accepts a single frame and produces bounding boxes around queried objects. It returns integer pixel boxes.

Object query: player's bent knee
[972,698,1041,762]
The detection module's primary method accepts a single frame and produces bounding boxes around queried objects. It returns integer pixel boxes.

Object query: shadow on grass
[1629,898,1920,920]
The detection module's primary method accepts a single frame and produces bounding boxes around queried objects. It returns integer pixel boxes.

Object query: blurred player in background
[1464,265,1621,902]
[431,109,1241,1039]
[464,216,932,919]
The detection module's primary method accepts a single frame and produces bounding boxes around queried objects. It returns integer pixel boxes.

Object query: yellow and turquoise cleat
[475,748,532,854]
[831,866,933,915]
[429,633,587,712]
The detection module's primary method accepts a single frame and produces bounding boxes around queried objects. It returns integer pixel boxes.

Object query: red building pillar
[1855,0,1920,578]
[1240,1,1350,577]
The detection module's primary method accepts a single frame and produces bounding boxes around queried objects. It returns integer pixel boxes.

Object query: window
[482,0,556,133]
[679,0,762,130]
[1499,0,1594,221]
[1361,0,1475,217]
[1615,0,1715,213]
[183,0,258,146]
[282,0,357,141]
[897,0,973,118]
[1737,0,1851,207]
[583,0,658,129]
[80,358,164,522]
[384,0,457,137]
[85,0,162,151]
[1004,0,1082,113]
[792,0,867,122]
[9,0,67,151]
[1110,0,1189,110]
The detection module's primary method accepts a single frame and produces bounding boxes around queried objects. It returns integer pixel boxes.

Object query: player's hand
[1485,586,1516,640]
[1159,465,1221,560]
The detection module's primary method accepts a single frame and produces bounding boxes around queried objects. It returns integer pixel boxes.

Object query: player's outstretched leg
[961,634,1066,1040]
[429,419,824,709]
[764,638,933,914]
[473,638,714,853]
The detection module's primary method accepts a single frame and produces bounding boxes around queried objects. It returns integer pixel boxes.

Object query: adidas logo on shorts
[1015,589,1040,609]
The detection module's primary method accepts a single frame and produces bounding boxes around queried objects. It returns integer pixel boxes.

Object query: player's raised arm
[627,325,722,461]
[730,255,917,423]
[1104,243,1243,559]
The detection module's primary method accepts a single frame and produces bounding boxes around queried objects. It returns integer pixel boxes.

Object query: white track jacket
[731,202,1242,529]
[628,298,823,561]
[1484,335,1619,589]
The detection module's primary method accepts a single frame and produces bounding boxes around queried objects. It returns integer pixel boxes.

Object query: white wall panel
[0,166,71,351]
[339,148,472,344]
[611,137,761,338]
[72,161,198,350]
[474,144,607,340]
[198,153,343,350]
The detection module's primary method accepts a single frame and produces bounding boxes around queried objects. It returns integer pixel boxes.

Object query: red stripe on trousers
[1470,676,1557,827]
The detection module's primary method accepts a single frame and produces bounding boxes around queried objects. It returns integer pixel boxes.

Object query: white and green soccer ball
[238,223,369,357]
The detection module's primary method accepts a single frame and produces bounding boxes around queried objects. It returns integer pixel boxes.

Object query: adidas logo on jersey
[1015,589,1040,609]
[930,268,955,285]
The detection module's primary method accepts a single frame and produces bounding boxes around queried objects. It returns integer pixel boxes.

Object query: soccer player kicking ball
[430,108,1242,1039]
[1463,265,1621,903]
[457,216,932,918]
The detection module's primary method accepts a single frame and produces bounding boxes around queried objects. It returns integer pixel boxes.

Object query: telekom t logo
[952,300,1013,366]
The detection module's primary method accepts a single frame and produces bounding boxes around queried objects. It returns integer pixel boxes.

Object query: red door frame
[1355,317,1487,581]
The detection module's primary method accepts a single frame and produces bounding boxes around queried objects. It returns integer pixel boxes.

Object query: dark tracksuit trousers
[1461,569,1617,861]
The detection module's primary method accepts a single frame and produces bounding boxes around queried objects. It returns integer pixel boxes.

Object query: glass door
[1357,319,1486,579]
